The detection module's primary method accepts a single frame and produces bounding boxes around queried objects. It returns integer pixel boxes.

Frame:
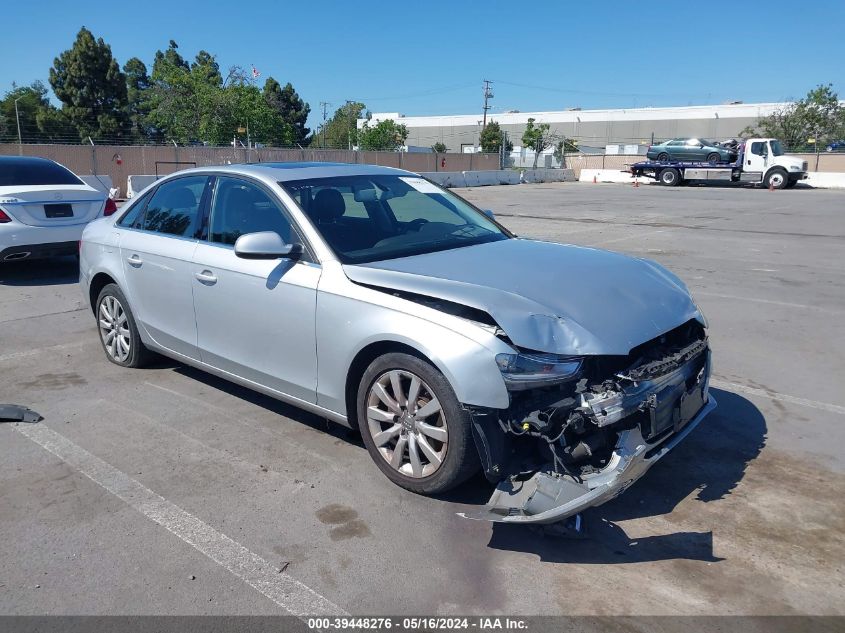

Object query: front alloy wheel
[366,369,448,478]
[357,352,479,494]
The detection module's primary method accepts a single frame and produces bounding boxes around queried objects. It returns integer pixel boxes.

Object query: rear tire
[95,283,154,368]
[356,352,479,495]
[764,168,788,190]
[659,168,681,186]
[657,152,670,162]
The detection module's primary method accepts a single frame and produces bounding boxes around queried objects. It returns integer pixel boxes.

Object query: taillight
[104,198,118,216]
[0,209,11,223]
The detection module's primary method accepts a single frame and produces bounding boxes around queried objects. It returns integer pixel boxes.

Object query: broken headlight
[495,352,582,391]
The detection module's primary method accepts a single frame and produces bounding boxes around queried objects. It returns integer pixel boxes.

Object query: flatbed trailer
[629,138,808,189]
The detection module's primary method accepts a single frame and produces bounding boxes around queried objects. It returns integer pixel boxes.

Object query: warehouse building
[360,102,785,155]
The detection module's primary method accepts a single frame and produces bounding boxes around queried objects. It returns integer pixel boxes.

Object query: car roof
[171,161,416,182]
[0,156,62,167]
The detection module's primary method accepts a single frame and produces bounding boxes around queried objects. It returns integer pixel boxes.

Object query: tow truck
[630,138,808,189]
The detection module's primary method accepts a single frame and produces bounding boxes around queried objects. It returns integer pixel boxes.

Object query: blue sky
[3,0,844,127]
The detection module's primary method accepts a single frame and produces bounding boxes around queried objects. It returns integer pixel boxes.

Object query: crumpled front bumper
[460,352,716,525]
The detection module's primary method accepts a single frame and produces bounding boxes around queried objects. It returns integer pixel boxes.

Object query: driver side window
[750,142,767,156]
[209,177,295,246]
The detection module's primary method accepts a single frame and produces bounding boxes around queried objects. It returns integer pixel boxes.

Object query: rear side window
[0,159,83,186]
[141,176,208,238]
[117,192,151,228]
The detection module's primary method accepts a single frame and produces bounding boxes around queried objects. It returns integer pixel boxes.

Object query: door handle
[127,254,143,267]
[194,270,217,285]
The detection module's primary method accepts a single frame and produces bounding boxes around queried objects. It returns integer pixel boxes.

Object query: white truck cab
[743,138,808,188]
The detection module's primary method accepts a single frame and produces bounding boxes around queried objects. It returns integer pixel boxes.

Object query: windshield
[281,175,510,263]
[770,140,785,156]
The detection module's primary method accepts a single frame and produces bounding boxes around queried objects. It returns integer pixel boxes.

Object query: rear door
[117,175,211,360]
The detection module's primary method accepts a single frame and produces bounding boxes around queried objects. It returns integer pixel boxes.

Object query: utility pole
[345,100,354,151]
[481,80,493,129]
[319,101,330,148]
[14,96,23,153]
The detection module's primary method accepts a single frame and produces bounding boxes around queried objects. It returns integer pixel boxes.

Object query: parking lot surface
[2,182,843,616]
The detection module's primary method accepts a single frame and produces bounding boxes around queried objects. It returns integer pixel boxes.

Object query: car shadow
[0,256,79,286]
[171,364,365,446]
[484,388,766,564]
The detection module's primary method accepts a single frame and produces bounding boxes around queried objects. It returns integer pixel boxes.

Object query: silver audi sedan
[80,162,715,524]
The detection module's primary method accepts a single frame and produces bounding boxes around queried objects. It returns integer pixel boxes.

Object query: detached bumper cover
[460,390,716,525]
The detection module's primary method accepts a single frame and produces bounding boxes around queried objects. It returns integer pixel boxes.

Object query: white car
[0,156,114,262]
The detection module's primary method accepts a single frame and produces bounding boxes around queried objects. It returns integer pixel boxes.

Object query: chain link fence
[0,143,501,197]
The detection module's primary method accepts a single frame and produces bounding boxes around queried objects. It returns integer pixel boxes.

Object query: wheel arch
[344,340,448,429]
[89,272,118,313]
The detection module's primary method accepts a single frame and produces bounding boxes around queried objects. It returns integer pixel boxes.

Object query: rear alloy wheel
[357,352,478,494]
[765,168,788,190]
[657,152,670,162]
[659,167,681,186]
[96,283,153,368]
[706,152,721,162]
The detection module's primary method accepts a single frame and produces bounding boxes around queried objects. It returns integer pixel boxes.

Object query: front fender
[315,264,511,416]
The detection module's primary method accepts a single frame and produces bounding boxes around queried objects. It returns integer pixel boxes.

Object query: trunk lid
[0,185,105,227]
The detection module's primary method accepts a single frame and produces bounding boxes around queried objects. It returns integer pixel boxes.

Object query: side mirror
[234,231,302,260]
[482,209,495,220]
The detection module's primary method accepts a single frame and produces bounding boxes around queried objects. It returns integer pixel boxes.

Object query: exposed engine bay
[462,319,715,524]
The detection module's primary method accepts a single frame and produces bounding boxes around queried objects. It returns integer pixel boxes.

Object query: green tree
[431,141,447,153]
[314,101,366,148]
[124,57,156,142]
[479,121,513,153]
[0,81,75,143]
[357,119,408,151]
[263,78,310,146]
[48,27,130,142]
[146,40,192,142]
[553,138,579,165]
[745,84,845,150]
[521,117,552,168]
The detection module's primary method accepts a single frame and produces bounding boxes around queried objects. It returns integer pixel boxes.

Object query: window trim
[118,175,212,240]
[201,174,317,264]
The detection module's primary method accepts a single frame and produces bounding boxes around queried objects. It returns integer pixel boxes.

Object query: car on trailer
[646,138,738,163]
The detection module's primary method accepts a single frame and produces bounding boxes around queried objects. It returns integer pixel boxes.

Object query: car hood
[343,238,703,355]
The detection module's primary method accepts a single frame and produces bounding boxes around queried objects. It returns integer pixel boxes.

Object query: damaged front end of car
[461,319,716,524]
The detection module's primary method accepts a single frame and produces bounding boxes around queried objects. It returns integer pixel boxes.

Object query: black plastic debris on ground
[0,405,42,424]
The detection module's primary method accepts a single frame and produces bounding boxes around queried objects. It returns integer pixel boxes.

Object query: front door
[744,140,770,178]
[118,175,210,359]
[191,176,321,404]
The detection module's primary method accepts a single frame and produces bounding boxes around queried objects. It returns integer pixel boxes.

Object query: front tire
[764,168,788,190]
[356,352,479,495]
[96,283,153,368]
[706,152,720,162]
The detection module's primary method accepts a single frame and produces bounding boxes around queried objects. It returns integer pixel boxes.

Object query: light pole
[14,96,23,151]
